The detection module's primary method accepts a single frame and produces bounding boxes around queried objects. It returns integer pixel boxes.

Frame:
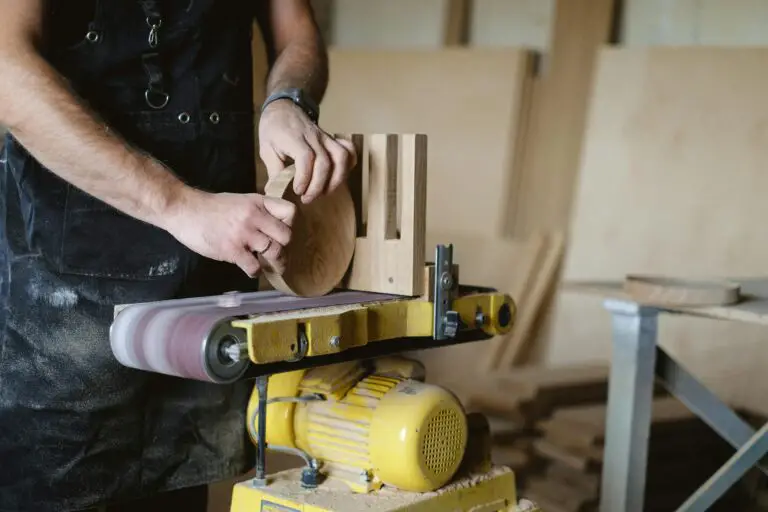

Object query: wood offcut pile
[460,363,767,512]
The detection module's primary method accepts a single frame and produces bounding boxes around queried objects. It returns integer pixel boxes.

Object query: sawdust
[430,465,513,494]
[147,257,179,277]
[25,274,79,308]
[246,466,515,512]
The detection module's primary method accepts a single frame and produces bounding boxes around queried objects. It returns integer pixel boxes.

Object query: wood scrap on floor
[459,363,766,512]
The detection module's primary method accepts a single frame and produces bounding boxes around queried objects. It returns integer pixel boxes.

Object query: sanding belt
[622,274,741,307]
[110,290,397,383]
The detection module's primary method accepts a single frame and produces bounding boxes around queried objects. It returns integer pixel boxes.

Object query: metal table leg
[599,300,659,512]
[656,349,768,476]
[676,422,768,511]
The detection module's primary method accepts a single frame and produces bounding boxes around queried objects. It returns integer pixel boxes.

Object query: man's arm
[0,1,185,227]
[263,0,328,103]
[257,0,356,204]
[0,0,295,277]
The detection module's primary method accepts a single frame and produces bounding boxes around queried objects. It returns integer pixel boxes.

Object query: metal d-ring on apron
[138,0,169,110]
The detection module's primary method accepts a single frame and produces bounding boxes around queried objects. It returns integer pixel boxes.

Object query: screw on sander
[433,244,461,340]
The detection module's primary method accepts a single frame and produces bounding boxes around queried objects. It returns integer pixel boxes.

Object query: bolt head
[329,336,340,348]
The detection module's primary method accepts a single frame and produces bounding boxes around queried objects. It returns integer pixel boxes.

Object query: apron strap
[137,0,168,109]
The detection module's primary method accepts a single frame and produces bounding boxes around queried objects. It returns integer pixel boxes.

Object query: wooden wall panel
[508,0,618,236]
[319,48,533,237]
[544,47,768,414]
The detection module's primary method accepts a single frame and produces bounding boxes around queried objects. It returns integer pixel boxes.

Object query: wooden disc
[259,166,356,297]
[623,274,741,306]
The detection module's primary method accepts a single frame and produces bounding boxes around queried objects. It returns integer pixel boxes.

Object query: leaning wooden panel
[545,47,768,414]
[321,48,533,238]
[341,133,427,296]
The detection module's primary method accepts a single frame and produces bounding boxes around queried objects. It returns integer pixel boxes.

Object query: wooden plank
[543,48,768,415]
[321,48,533,238]
[508,0,618,236]
[343,134,427,296]
[562,279,768,326]
[498,231,565,368]
[443,0,472,45]
[412,231,548,378]
[525,476,598,512]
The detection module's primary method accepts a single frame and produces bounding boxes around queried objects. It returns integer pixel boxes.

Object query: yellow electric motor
[247,357,469,494]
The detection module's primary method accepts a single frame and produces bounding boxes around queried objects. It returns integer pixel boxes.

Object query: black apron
[0,1,269,510]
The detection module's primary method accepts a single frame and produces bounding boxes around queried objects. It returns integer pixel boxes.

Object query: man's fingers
[259,145,285,179]
[245,230,275,254]
[335,138,358,168]
[325,138,353,193]
[301,135,332,203]
[262,196,297,227]
[260,240,287,275]
[234,250,261,278]
[250,211,292,248]
[290,142,315,197]
[244,230,286,273]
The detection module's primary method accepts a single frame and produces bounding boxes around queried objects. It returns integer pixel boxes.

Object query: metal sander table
[564,279,768,512]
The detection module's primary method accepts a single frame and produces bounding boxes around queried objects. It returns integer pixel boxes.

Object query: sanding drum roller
[109,290,382,384]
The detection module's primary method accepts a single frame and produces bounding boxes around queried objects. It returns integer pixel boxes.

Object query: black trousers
[80,484,208,512]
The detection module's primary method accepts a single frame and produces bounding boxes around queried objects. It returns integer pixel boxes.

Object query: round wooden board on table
[622,274,741,307]
[259,165,356,297]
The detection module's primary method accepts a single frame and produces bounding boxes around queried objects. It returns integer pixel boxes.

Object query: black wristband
[261,88,319,123]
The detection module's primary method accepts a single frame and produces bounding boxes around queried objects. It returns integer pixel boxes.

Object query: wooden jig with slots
[338,133,428,297]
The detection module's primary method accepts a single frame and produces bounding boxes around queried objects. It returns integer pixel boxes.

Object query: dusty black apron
[0,1,268,510]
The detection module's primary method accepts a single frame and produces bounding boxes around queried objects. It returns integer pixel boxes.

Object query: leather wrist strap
[261,88,319,123]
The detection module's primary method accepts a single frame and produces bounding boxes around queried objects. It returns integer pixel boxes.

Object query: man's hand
[161,188,296,277]
[258,100,356,204]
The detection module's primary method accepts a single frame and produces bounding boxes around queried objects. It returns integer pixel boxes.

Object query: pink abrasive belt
[109,289,397,383]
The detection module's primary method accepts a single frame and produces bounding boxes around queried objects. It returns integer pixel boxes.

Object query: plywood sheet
[411,232,539,384]
[320,48,533,238]
[509,0,617,236]
[544,47,768,414]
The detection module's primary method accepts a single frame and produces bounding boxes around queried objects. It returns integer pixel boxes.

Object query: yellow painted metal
[246,369,306,449]
[231,292,514,365]
[368,379,468,492]
[229,466,522,512]
[235,288,522,511]
[246,358,469,494]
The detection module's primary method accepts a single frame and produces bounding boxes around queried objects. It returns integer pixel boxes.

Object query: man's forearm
[264,21,328,104]
[0,45,187,229]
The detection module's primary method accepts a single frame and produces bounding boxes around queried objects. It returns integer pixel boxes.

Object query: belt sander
[109,135,542,512]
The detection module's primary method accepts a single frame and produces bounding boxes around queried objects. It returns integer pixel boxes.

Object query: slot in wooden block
[340,133,427,296]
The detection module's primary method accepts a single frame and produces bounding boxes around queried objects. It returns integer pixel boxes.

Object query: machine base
[230,466,521,512]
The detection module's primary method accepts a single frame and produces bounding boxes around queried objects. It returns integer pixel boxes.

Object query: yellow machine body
[228,264,539,511]
[248,358,469,494]
[230,466,522,512]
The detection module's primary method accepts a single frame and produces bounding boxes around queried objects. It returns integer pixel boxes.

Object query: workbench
[564,279,768,512]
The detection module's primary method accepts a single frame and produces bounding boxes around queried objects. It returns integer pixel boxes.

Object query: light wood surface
[623,275,741,307]
[409,231,563,380]
[260,165,356,297]
[564,279,768,327]
[342,133,427,296]
[508,0,617,237]
[321,48,533,238]
[541,47,768,414]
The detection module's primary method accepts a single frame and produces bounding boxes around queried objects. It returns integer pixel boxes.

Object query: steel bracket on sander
[109,245,515,384]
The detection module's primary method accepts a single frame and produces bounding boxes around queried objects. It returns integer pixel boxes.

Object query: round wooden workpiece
[623,275,741,307]
[259,166,356,297]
